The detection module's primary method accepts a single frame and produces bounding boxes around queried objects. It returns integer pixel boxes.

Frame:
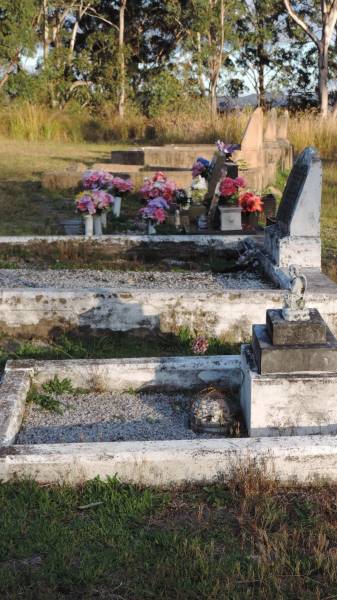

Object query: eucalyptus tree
[283,0,337,117]
[0,0,40,90]
[234,0,295,107]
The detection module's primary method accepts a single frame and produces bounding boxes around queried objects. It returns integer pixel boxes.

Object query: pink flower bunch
[82,170,114,190]
[75,190,114,214]
[219,176,246,198]
[140,172,176,203]
[111,177,134,195]
[139,197,169,224]
[191,336,209,355]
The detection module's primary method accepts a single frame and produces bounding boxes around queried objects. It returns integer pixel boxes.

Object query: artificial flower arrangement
[138,172,178,233]
[75,189,113,215]
[216,140,240,157]
[239,191,263,213]
[191,157,213,181]
[81,169,133,219]
[188,174,208,205]
[217,176,246,207]
[175,188,190,211]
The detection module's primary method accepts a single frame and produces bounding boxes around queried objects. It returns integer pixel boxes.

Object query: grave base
[240,345,337,437]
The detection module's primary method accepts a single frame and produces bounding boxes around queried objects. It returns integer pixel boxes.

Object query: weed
[27,385,64,414]
[42,375,74,395]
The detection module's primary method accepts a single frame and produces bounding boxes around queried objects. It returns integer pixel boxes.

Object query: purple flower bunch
[191,157,211,179]
[75,190,114,215]
[216,141,240,156]
[139,197,169,224]
[82,170,133,196]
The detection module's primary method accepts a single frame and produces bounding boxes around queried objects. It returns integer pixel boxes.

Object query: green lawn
[1,473,337,599]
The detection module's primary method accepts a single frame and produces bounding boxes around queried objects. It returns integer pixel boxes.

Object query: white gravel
[0,268,275,290]
[17,391,214,444]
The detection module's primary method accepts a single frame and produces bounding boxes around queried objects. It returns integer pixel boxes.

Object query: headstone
[277,110,289,140]
[264,146,322,268]
[264,108,277,142]
[241,107,264,152]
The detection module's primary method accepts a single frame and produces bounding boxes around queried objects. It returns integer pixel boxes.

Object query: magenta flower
[191,336,209,355]
[112,177,134,194]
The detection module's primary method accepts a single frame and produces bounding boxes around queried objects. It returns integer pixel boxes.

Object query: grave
[41,110,293,194]
[241,266,337,437]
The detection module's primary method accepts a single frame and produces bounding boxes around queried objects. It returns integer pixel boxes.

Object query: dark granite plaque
[276,148,313,234]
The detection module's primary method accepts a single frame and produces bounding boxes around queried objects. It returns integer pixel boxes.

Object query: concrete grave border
[2,356,337,486]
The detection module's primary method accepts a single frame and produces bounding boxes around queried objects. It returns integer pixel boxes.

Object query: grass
[0,329,240,374]
[2,470,337,598]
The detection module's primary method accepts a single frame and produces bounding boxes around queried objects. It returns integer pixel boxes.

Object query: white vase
[83,214,93,237]
[112,196,122,217]
[93,214,103,236]
[101,211,107,229]
[146,220,156,235]
[219,206,242,232]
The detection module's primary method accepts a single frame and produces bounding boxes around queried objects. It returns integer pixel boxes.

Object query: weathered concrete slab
[241,345,337,436]
[3,436,337,485]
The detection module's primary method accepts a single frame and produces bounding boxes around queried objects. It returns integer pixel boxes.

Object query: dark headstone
[266,309,327,346]
[275,147,321,237]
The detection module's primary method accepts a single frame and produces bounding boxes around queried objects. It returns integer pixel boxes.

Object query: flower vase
[241,211,259,231]
[219,206,242,232]
[83,214,93,237]
[112,196,122,218]
[101,211,107,229]
[93,214,103,236]
[146,220,156,235]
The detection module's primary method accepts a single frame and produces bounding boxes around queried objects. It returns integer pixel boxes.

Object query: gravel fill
[0,268,275,290]
[17,391,215,444]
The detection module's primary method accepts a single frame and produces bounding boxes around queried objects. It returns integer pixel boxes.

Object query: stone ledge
[2,435,337,485]
[0,370,32,446]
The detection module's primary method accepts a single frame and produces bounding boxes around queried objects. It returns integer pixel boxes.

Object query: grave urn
[112,196,122,218]
[146,220,156,235]
[101,211,108,229]
[219,206,242,232]
[241,211,259,231]
[93,214,103,236]
[83,213,93,237]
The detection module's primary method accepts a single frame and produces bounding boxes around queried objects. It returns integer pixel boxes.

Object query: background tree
[284,0,337,117]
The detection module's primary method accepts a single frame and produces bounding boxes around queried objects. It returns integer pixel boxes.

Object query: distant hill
[217,93,287,110]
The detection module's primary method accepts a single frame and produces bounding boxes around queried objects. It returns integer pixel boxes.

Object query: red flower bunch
[239,192,263,213]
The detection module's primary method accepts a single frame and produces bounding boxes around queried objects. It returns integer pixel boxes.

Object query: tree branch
[283,0,321,49]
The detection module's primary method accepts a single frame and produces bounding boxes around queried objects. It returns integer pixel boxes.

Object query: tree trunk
[196,32,205,97]
[257,42,265,107]
[319,41,329,118]
[68,20,79,64]
[42,0,49,61]
[118,0,127,119]
[210,79,217,116]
